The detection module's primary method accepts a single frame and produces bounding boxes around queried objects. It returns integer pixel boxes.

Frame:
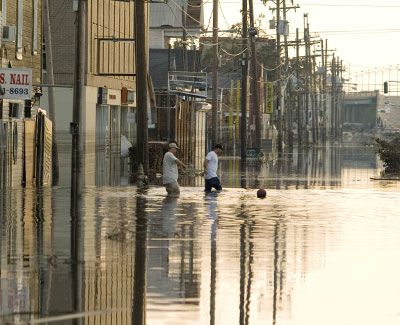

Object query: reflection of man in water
[160,196,178,234]
[163,142,186,196]
[204,144,224,192]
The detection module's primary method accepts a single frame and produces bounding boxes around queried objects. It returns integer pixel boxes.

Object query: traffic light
[384,81,388,94]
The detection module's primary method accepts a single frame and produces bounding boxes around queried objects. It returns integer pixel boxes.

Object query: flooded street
[1,147,400,324]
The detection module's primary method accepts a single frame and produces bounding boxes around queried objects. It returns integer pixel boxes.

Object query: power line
[300,3,400,8]
[315,28,400,35]
[214,1,400,7]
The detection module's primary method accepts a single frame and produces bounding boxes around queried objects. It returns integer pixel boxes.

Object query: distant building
[342,91,378,129]
[150,0,203,49]
[149,0,207,180]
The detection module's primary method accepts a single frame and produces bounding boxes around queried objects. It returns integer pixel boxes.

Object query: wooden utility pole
[330,54,336,139]
[211,0,219,145]
[240,0,248,188]
[43,0,59,185]
[135,0,149,175]
[276,0,283,154]
[306,20,317,144]
[303,14,309,145]
[296,28,302,147]
[71,0,85,197]
[311,54,318,143]
[270,1,299,152]
[182,3,188,72]
[336,59,343,140]
[249,0,260,151]
[283,0,292,148]
[321,39,327,143]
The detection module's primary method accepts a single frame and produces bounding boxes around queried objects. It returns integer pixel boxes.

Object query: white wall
[40,86,73,133]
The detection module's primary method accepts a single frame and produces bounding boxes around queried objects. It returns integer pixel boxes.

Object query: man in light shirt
[163,142,186,196]
[203,144,224,192]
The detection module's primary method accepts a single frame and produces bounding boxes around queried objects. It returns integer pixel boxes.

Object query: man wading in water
[203,144,224,192]
[162,143,186,196]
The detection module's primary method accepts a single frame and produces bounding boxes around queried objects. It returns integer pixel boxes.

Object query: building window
[42,36,47,71]
[9,103,20,119]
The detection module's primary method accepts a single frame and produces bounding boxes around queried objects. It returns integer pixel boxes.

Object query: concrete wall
[149,29,165,49]
[40,87,73,133]
[82,86,98,186]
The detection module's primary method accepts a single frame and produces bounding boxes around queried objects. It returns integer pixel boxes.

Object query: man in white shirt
[163,142,186,196]
[203,144,224,192]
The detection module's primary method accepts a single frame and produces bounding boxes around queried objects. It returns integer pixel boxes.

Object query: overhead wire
[165,0,252,56]
[220,47,248,57]
[169,0,203,25]
[213,1,400,7]
[218,0,232,28]
[164,1,216,45]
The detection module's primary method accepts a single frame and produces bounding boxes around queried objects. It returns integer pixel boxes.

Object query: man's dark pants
[205,177,222,192]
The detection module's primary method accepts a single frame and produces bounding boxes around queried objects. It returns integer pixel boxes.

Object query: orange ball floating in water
[257,189,267,199]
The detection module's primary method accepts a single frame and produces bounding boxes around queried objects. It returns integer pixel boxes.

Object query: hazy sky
[203,0,400,87]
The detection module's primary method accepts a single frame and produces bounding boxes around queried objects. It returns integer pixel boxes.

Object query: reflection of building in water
[219,146,379,189]
[0,189,53,323]
[82,191,135,324]
[183,195,338,323]
[146,197,202,323]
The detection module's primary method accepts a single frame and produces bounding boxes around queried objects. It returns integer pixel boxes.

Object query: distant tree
[375,133,400,174]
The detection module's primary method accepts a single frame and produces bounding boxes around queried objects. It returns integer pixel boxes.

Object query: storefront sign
[97,87,121,106]
[0,68,32,100]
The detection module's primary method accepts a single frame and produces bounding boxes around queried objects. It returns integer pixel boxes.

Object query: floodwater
[1,146,400,325]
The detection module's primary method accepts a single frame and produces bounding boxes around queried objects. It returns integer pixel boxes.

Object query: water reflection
[132,194,147,324]
[1,146,400,324]
[220,146,381,189]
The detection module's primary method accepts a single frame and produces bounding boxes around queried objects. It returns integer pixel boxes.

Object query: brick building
[0,0,44,189]
[0,0,42,119]
[45,0,137,186]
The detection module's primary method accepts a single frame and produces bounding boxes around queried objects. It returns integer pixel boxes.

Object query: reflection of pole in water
[179,224,186,294]
[239,222,246,325]
[209,208,217,325]
[238,206,254,325]
[33,189,46,317]
[71,184,82,324]
[245,222,254,325]
[132,195,148,324]
[272,221,280,325]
